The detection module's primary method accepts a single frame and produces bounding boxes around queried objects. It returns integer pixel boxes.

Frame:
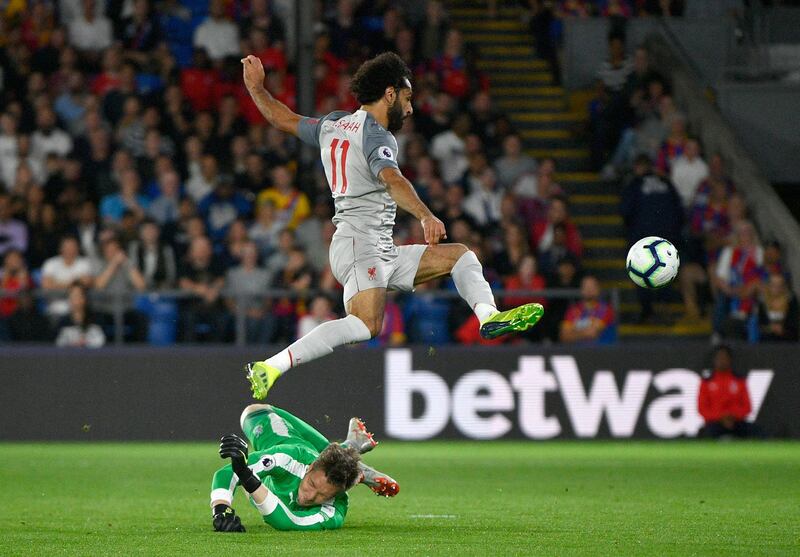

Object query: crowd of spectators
[590,32,797,342]
[0,0,608,347]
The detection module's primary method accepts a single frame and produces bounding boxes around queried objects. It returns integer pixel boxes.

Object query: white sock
[265,349,292,374]
[474,302,499,324]
[265,314,371,374]
[451,250,497,322]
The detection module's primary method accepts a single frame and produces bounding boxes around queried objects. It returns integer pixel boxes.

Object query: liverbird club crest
[367,266,377,280]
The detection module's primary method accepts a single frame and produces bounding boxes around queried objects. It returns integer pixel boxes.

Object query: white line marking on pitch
[409,514,458,519]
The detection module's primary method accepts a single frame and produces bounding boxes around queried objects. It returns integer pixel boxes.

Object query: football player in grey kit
[240,52,543,399]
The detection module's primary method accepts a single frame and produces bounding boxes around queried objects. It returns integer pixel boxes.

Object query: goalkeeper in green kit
[210,404,398,532]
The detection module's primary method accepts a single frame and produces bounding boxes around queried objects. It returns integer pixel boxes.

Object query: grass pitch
[1,441,798,556]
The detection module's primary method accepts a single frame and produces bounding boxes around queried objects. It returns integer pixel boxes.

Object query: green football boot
[479,303,544,340]
[245,361,281,400]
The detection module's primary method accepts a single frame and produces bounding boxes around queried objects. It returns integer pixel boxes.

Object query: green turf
[1,442,799,556]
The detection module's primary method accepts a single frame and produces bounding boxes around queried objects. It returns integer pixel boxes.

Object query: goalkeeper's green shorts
[242,405,330,453]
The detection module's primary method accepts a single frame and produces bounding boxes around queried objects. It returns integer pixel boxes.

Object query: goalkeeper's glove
[219,434,262,494]
[212,503,246,533]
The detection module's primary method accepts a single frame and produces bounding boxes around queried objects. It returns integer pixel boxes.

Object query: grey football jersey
[297,110,400,253]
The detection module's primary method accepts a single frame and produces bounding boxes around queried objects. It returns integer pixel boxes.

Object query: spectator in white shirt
[431,113,471,184]
[2,135,45,190]
[597,34,633,93]
[670,139,709,209]
[0,113,19,181]
[463,167,503,228]
[31,108,73,163]
[68,0,113,54]
[41,235,93,317]
[193,0,240,62]
[55,283,106,348]
[186,153,220,202]
[59,0,105,24]
[297,294,336,338]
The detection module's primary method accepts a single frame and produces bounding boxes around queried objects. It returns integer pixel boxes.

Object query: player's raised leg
[359,462,400,497]
[343,417,378,454]
[246,287,385,399]
[412,243,544,340]
[340,416,396,496]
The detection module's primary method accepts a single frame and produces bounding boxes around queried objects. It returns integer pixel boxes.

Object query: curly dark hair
[350,52,412,105]
[313,443,361,490]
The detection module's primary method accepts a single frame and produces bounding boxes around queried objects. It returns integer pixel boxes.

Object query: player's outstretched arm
[241,55,303,137]
[379,167,446,245]
[212,434,275,532]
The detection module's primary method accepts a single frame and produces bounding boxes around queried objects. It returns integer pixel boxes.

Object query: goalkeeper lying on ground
[210,404,398,532]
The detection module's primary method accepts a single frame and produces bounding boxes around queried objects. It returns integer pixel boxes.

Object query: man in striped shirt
[210,404,397,532]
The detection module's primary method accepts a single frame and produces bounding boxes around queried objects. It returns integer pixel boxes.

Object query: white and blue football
[626,236,680,289]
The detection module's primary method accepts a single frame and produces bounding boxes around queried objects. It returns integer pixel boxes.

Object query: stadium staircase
[447,3,710,340]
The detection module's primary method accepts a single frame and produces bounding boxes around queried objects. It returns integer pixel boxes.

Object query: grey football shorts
[328,234,428,304]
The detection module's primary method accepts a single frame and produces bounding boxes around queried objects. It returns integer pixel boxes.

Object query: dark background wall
[1,344,798,441]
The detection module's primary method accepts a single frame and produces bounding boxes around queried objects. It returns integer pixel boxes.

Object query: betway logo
[384,350,773,440]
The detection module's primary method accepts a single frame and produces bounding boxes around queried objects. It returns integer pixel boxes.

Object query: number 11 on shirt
[329,139,350,194]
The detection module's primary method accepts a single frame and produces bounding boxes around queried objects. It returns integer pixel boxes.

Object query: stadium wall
[562,18,732,90]
[717,82,800,184]
[2,345,799,441]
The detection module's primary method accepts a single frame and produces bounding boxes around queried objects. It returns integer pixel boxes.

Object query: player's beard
[387,100,405,132]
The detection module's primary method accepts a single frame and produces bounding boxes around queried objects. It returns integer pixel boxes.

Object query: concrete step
[569,194,620,204]
[554,171,601,182]
[582,258,626,271]
[570,204,621,218]
[527,148,590,158]
[601,279,635,291]
[496,98,566,111]
[584,269,627,283]
[520,129,586,149]
[490,74,558,85]
[555,173,623,194]
[477,59,550,71]
[619,321,711,338]
[560,184,623,196]
[522,149,591,173]
[462,32,530,44]
[579,223,626,240]
[523,137,586,150]
[458,20,523,31]
[560,185,620,196]
[515,120,576,131]
[492,81,555,94]
[449,7,522,18]
[583,237,628,259]
[520,129,573,142]
[584,237,627,248]
[479,45,536,57]
[572,214,623,226]
[584,246,629,259]
[514,112,583,124]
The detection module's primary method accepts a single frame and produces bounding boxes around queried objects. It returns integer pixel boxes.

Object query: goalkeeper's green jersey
[210,406,348,531]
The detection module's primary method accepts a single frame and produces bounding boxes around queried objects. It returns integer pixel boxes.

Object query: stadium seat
[160,14,194,43]
[135,295,178,346]
[181,0,209,18]
[170,43,194,68]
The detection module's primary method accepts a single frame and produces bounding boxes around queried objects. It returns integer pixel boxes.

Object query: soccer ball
[626,236,680,289]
